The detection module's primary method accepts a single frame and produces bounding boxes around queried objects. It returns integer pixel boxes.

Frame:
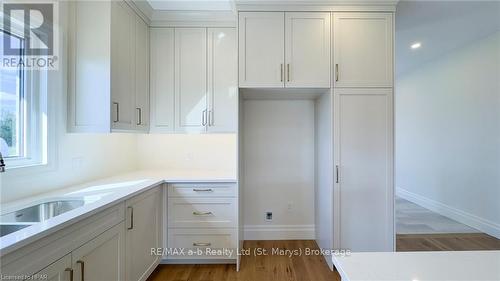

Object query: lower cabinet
[125,187,162,281]
[32,254,72,281]
[72,223,126,281]
[166,183,238,261]
[1,185,163,281]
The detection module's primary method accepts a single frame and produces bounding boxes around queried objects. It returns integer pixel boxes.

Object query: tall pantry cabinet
[333,13,394,252]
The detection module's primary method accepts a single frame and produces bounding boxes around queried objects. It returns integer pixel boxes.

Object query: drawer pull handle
[193,242,211,247]
[193,211,213,216]
[193,188,213,192]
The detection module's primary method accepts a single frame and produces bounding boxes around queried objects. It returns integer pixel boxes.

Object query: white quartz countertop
[333,250,500,281]
[0,170,236,255]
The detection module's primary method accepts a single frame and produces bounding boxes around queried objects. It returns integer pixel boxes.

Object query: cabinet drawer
[168,183,236,198]
[168,198,236,228]
[167,228,237,259]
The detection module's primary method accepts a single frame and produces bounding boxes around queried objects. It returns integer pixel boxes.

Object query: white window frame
[1,14,50,170]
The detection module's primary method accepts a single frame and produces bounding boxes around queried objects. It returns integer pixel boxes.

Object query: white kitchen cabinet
[150,28,175,132]
[125,187,162,281]
[174,28,208,132]
[238,12,285,88]
[238,12,331,88]
[68,0,150,133]
[150,27,237,133]
[166,183,238,261]
[72,223,126,281]
[207,28,238,132]
[334,88,394,252]
[111,1,135,131]
[31,254,72,281]
[333,13,393,87]
[285,12,331,88]
[134,14,150,132]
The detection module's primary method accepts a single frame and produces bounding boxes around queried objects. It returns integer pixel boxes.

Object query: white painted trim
[244,224,315,240]
[150,10,236,27]
[235,4,396,12]
[396,187,500,239]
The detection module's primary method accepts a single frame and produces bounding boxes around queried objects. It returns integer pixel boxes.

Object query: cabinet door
[174,28,208,132]
[125,187,162,281]
[207,28,238,133]
[238,12,285,88]
[285,12,331,88]
[334,88,393,252]
[333,13,393,87]
[29,254,72,281]
[72,223,126,281]
[111,1,135,130]
[150,28,175,132]
[135,15,149,131]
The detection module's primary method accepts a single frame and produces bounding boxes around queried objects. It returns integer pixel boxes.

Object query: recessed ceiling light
[411,42,422,49]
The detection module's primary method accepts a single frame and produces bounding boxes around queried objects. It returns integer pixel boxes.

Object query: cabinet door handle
[76,260,84,281]
[65,268,74,281]
[127,206,134,230]
[336,165,340,183]
[136,108,142,125]
[280,64,284,82]
[193,242,211,247]
[113,102,119,122]
[209,110,214,126]
[193,211,213,216]
[193,188,213,192]
[335,64,339,82]
[287,64,290,82]
[202,109,207,126]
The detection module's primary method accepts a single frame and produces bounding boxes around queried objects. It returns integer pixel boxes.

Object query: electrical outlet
[287,201,293,211]
[72,157,83,170]
[265,211,273,221]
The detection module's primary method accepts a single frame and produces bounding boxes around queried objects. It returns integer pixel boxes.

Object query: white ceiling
[396,0,500,76]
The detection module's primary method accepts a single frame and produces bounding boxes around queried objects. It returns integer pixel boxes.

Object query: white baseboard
[396,187,500,239]
[244,224,315,240]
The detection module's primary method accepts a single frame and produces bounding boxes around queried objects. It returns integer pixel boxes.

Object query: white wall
[396,32,500,238]
[136,134,237,174]
[242,99,315,240]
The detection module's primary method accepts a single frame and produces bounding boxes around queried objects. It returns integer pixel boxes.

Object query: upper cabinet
[285,12,331,88]
[150,28,175,133]
[174,28,208,133]
[134,15,150,132]
[333,13,393,88]
[150,28,237,133]
[68,1,150,133]
[208,28,238,132]
[111,1,135,131]
[238,12,331,88]
[238,12,285,88]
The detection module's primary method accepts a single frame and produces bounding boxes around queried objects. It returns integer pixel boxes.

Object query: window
[0,30,24,158]
[0,29,47,169]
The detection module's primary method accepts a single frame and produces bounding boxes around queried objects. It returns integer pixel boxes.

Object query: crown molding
[127,0,154,24]
[149,10,237,27]
[235,0,397,12]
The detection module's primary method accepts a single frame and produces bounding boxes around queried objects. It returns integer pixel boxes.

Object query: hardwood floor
[396,233,500,251]
[147,235,500,280]
[147,240,341,281]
